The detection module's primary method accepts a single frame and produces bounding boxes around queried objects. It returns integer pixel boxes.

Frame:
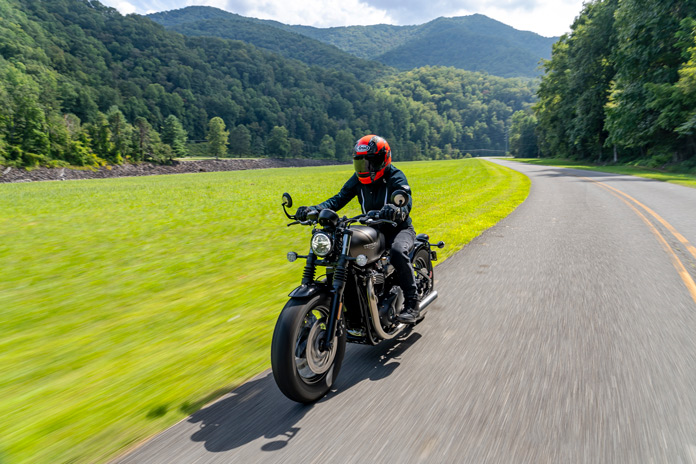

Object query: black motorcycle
[271,190,444,403]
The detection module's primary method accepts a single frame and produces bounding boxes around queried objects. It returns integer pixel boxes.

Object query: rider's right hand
[295,206,311,221]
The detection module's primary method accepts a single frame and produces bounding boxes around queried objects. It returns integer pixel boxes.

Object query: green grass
[512,158,696,188]
[0,159,529,464]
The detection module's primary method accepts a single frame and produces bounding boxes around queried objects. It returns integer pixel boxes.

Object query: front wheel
[271,293,346,403]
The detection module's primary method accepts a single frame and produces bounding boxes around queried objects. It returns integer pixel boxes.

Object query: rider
[295,134,421,323]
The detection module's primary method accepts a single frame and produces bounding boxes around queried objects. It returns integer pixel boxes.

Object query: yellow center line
[592,180,696,261]
[581,177,696,305]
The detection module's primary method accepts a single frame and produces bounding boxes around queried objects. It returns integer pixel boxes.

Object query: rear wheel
[412,247,434,300]
[271,293,346,403]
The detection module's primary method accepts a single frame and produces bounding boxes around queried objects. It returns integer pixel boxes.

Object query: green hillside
[377,16,555,78]
[0,0,537,169]
[281,23,418,60]
[147,7,384,79]
[149,6,556,78]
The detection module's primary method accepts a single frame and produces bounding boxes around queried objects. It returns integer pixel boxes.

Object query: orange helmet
[353,135,391,184]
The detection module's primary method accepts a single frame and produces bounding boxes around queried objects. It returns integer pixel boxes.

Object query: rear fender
[409,242,430,261]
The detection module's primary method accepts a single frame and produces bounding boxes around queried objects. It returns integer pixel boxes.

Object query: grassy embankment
[512,158,696,188]
[0,159,529,464]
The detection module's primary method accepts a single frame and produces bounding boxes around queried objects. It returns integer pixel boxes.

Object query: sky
[101,0,586,37]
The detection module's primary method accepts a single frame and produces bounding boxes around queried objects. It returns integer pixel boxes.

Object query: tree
[2,64,50,159]
[606,0,696,161]
[266,125,290,158]
[161,115,188,158]
[132,117,153,162]
[207,117,229,160]
[289,138,304,158]
[318,134,335,159]
[229,124,251,156]
[88,113,113,161]
[334,128,354,162]
[107,106,131,164]
[509,111,539,158]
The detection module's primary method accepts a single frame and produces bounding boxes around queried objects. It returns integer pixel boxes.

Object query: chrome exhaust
[366,279,407,340]
[417,290,438,315]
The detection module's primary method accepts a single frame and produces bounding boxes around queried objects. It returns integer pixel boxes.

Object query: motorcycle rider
[295,134,421,324]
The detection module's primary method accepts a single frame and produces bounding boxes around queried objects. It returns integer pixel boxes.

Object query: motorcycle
[271,190,444,403]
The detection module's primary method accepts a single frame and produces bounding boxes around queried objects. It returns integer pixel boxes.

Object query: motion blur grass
[513,158,696,188]
[0,159,528,464]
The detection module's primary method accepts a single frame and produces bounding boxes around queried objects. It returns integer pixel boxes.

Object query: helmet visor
[353,154,383,175]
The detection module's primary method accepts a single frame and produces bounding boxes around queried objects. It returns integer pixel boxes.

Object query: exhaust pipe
[366,282,439,340]
[417,290,438,315]
[366,279,406,340]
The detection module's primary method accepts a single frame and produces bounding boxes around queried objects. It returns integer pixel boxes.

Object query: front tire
[271,293,347,403]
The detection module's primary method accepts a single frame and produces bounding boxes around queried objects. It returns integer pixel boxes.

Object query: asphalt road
[114,160,696,463]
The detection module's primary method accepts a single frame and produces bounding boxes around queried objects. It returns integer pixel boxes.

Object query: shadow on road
[531,167,660,182]
[186,329,422,454]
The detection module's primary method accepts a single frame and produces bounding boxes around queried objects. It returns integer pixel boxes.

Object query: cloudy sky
[102,0,585,37]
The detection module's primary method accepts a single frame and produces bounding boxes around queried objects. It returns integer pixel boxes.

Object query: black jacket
[314,164,413,228]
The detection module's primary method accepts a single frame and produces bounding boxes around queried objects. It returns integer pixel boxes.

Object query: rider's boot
[397,296,421,324]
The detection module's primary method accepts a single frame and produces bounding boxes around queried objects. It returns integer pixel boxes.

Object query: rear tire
[271,293,346,403]
[412,247,434,300]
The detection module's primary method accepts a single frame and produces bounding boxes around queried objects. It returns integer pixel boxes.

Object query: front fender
[288,281,331,299]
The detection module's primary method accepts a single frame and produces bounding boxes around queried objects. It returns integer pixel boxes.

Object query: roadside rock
[0,158,343,183]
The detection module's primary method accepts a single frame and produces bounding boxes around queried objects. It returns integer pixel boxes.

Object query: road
[114,160,696,463]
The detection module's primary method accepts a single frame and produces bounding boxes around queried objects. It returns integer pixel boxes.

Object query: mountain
[0,0,536,170]
[147,7,387,80]
[148,7,557,78]
[375,15,556,77]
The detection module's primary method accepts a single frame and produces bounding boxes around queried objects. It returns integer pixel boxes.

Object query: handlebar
[287,210,396,228]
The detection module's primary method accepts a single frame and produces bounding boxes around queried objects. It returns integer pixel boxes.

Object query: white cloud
[217,0,395,27]
[453,0,584,36]
[103,0,138,14]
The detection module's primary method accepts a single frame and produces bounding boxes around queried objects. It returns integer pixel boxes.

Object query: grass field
[0,159,529,464]
[512,158,696,188]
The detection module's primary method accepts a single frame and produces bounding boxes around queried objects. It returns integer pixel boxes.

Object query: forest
[0,0,537,169]
[150,7,556,78]
[530,0,696,170]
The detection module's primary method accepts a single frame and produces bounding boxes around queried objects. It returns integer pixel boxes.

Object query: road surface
[115,160,696,463]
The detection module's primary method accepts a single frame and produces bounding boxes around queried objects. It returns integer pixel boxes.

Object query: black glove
[295,206,311,221]
[379,204,401,222]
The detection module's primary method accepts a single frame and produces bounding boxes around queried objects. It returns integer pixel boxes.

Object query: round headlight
[311,233,332,257]
[356,254,368,267]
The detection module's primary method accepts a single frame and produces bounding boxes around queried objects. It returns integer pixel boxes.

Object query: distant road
[115,160,696,463]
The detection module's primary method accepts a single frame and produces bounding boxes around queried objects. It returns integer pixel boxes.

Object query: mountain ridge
[148,6,558,78]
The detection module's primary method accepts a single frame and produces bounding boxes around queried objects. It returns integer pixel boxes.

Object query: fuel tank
[348,225,385,264]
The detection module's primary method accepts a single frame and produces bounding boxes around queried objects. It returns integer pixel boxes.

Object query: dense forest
[149,7,556,79]
[530,0,696,169]
[147,7,382,78]
[0,0,537,168]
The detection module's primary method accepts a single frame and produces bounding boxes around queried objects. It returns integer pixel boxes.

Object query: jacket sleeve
[314,175,359,212]
[389,170,413,221]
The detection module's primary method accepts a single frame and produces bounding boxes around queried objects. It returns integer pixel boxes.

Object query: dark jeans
[384,224,418,301]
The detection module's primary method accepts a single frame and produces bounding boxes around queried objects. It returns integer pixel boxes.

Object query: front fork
[321,231,352,352]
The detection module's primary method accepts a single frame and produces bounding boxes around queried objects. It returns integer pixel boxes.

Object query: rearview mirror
[282,193,293,208]
[390,190,409,207]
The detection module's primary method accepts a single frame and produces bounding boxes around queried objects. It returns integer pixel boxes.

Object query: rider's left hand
[379,204,400,222]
